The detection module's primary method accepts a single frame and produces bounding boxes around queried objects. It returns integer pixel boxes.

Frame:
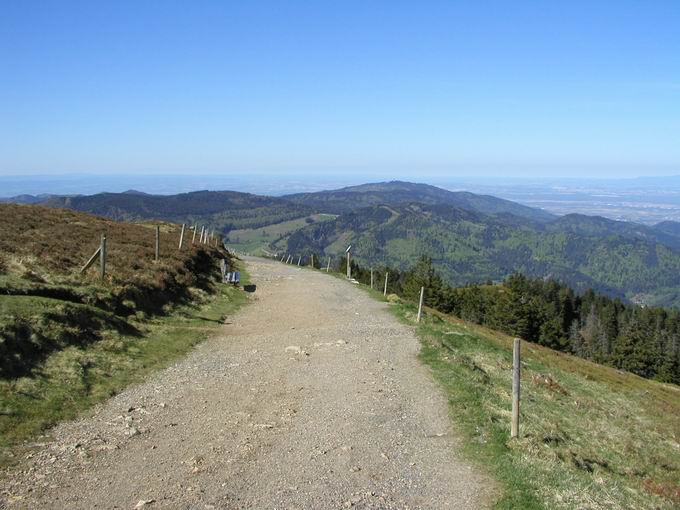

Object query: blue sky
[1,1,678,178]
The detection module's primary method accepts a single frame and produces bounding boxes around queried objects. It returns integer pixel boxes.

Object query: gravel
[0,257,495,509]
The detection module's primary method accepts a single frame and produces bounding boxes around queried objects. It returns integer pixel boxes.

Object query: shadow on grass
[0,304,142,380]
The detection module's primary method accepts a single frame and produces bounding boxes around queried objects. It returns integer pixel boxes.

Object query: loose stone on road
[1,257,494,509]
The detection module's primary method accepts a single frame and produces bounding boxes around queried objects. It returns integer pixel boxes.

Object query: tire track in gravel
[0,257,495,509]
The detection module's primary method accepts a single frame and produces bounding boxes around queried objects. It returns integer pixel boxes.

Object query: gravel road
[1,257,494,509]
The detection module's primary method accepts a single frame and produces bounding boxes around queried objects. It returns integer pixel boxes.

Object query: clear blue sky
[1,1,678,178]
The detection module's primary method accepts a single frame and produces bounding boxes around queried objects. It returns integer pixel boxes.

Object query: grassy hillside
[284,180,556,221]
[0,204,247,464]
[283,203,680,307]
[409,305,680,509]
[46,190,311,232]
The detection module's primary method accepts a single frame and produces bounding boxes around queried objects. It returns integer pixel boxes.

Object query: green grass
[0,265,251,467]
[393,304,680,509]
[226,213,336,254]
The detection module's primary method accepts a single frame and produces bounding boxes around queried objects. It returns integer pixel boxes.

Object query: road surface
[1,257,494,509]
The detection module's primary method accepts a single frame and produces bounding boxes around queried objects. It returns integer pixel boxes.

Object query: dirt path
[1,257,494,509]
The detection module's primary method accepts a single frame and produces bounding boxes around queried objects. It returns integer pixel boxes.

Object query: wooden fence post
[220,258,227,282]
[199,226,205,244]
[155,225,160,262]
[417,286,425,322]
[100,234,107,280]
[178,223,185,250]
[311,254,314,268]
[297,255,301,266]
[326,256,331,272]
[192,225,197,244]
[383,272,389,296]
[511,338,521,439]
[346,251,351,279]
[80,247,101,274]
[370,268,374,289]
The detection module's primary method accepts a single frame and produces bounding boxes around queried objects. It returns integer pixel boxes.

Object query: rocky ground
[0,257,494,509]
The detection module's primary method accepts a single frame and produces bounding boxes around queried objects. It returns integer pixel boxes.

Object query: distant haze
[6,174,680,225]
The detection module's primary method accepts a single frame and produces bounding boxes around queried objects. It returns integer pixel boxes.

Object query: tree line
[327,254,680,385]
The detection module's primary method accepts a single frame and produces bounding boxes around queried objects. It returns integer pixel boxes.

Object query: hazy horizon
[4,172,680,198]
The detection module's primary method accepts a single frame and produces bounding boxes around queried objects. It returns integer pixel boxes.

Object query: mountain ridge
[280,201,680,306]
[11,180,680,306]
[283,180,556,221]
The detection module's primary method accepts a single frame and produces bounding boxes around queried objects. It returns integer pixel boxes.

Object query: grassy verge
[0,265,250,468]
[389,300,680,509]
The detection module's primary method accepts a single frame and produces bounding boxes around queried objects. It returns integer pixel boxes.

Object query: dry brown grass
[0,203,215,283]
[0,203,233,379]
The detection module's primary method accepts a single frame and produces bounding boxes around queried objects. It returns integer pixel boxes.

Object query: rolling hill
[44,190,312,231]
[284,180,556,221]
[29,180,680,306]
[281,202,680,307]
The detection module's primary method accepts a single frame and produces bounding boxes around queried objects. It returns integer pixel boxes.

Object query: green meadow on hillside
[382,291,680,508]
[226,213,336,254]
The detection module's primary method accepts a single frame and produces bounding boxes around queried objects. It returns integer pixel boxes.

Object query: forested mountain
[281,203,680,307]
[284,180,555,221]
[0,193,72,205]
[26,181,680,307]
[548,214,680,250]
[342,255,680,384]
[44,190,312,231]
[653,220,680,239]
